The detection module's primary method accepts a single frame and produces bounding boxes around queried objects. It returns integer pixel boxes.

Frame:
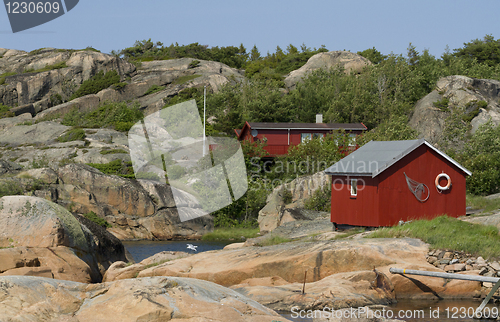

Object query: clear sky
[1,0,499,59]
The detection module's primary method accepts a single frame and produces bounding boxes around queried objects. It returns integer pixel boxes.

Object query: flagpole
[203,86,206,156]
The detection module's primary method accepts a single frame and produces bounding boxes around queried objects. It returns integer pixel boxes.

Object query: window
[301,133,312,143]
[313,133,324,139]
[350,179,357,197]
[348,133,357,147]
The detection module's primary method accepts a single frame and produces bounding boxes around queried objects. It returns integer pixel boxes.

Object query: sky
[1,0,499,59]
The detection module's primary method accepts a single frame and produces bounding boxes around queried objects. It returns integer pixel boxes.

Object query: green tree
[453,34,500,67]
[250,45,261,61]
[357,47,386,64]
[407,42,420,66]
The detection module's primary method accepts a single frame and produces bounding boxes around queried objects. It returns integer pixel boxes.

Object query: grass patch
[100,148,128,155]
[57,128,86,142]
[30,155,50,169]
[24,61,67,74]
[0,104,14,119]
[467,194,500,213]
[69,70,121,100]
[333,227,366,240]
[144,85,165,96]
[143,259,172,270]
[173,74,201,85]
[16,120,33,126]
[34,112,61,123]
[0,181,24,197]
[201,227,260,241]
[256,234,292,246]
[0,71,18,85]
[86,159,135,178]
[83,211,111,228]
[61,101,143,132]
[367,215,500,259]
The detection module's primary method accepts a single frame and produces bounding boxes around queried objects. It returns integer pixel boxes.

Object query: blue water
[123,240,231,262]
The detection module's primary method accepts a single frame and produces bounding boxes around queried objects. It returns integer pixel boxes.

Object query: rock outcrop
[409,75,500,145]
[0,48,244,121]
[0,196,128,282]
[258,171,330,233]
[0,163,213,240]
[0,276,287,322]
[0,48,136,108]
[284,51,372,90]
[135,238,480,306]
[102,251,191,282]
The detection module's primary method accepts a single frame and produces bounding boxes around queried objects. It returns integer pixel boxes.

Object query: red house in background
[236,117,367,156]
[325,139,471,227]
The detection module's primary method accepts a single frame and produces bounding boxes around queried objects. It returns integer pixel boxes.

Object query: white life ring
[435,173,451,190]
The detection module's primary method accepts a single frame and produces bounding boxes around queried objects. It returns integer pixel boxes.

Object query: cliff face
[409,75,500,145]
[0,48,244,240]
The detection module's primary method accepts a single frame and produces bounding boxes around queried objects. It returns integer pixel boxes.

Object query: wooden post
[302,270,308,294]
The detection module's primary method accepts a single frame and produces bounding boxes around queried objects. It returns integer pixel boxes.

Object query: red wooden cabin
[324,139,471,227]
[235,121,367,157]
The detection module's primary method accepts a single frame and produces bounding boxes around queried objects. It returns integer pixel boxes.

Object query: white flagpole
[203,86,206,156]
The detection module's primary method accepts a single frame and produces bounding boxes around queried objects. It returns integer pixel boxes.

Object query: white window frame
[301,133,312,143]
[350,179,357,197]
[348,133,357,147]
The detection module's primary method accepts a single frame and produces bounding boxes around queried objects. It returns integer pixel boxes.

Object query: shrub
[86,159,135,178]
[112,82,127,91]
[57,128,86,142]
[433,98,450,111]
[83,211,111,228]
[30,155,50,169]
[188,60,200,68]
[100,149,128,155]
[50,94,63,106]
[0,181,24,197]
[61,101,143,132]
[69,70,121,100]
[282,189,293,204]
[144,85,165,96]
[0,104,13,119]
[304,184,331,212]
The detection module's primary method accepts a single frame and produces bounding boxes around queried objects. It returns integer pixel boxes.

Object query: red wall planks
[331,145,467,227]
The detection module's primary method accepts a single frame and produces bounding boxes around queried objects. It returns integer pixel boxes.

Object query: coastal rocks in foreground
[102,251,191,282]
[0,276,287,322]
[0,196,128,282]
[131,238,480,309]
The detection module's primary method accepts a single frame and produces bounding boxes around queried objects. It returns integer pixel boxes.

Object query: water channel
[123,239,231,262]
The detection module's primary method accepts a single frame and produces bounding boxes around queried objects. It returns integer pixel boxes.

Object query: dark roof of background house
[247,122,367,130]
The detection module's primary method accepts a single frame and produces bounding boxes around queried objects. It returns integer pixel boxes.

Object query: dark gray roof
[324,139,471,177]
[248,122,367,131]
